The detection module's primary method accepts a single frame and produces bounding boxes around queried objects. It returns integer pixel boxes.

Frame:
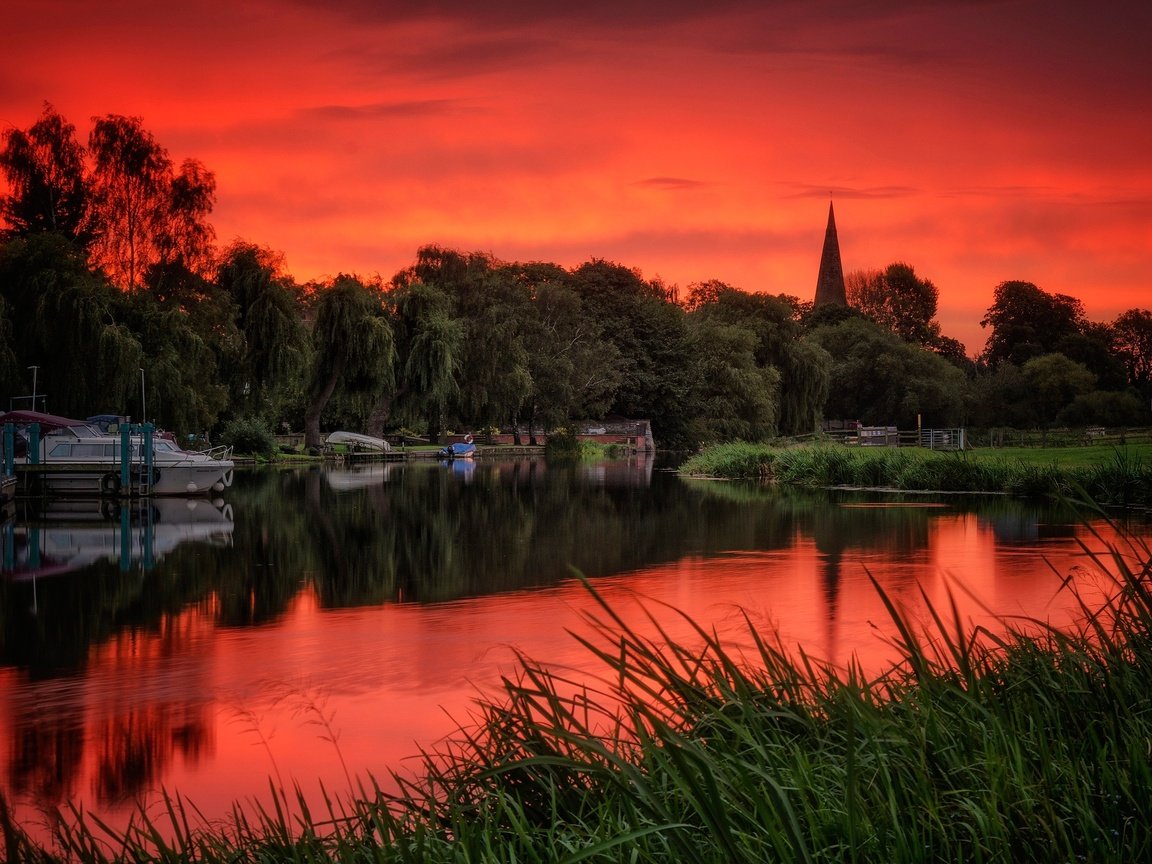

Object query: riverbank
[680,441,1152,507]
[2,515,1150,862]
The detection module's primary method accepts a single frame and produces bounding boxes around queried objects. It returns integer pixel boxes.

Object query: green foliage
[686,283,828,436]
[687,317,780,444]
[1058,390,1148,427]
[981,280,1085,366]
[216,241,308,423]
[809,317,966,428]
[1020,352,1096,424]
[571,259,696,449]
[219,416,277,457]
[304,275,395,448]
[683,442,1152,503]
[846,261,941,345]
[543,427,582,459]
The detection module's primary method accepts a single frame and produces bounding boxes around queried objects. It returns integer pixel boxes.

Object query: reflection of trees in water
[7,709,84,810]
[306,460,802,605]
[0,464,1108,810]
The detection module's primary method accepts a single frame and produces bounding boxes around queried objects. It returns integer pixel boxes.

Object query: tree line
[2,104,1150,449]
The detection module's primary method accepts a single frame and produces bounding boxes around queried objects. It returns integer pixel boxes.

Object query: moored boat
[439,434,476,460]
[0,410,234,496]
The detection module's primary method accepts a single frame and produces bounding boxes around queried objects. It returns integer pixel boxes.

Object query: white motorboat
[1,410,234,496]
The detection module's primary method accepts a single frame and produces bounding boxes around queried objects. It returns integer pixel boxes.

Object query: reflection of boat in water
[325,431,391,452]
[2,497,234,581]
[1,410,234,496]
[324,463,397,492]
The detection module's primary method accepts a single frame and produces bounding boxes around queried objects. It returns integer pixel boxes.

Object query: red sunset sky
[2,0,1150,355]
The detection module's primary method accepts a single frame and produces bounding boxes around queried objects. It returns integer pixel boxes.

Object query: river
[1,456,1145,841]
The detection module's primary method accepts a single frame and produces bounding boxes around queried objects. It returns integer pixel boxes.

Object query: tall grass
[4,509,1152,862]
[683,442,1152,503]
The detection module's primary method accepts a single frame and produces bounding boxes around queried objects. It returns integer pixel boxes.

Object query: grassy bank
[680,441,1152,507]
[3,513,1152,862]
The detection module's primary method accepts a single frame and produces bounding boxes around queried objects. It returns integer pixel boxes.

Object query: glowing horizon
[3,0,1150,355]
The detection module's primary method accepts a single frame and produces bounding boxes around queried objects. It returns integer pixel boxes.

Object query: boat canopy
[0,410,89,431]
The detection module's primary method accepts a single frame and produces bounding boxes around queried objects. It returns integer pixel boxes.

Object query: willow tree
[0,232,143,416]
[687,317,780,443]
[216,241,309,422]
[374,281,462,440]
[304,275,395,449]
[685,282,828,436]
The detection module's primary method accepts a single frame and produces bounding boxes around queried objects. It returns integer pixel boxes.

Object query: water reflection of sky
[1,462,1146,843]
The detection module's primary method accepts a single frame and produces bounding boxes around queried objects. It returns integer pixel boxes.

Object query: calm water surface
[1,456,1146,839]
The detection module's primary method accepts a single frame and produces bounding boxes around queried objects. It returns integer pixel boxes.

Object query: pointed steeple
[813,200,847,307]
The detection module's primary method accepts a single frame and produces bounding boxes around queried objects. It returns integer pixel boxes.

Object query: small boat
[439,434,477,460]
[0,410,234,496]
[324,431,391,452]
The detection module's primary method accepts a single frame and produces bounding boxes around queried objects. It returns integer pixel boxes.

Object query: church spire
[813,200,847,307]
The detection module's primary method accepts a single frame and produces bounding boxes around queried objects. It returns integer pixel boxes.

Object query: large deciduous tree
[980,280,1084,366]
[0,102,89,241]
[687,317,779,443]
[571,259,695,448]
[0,232,143,417]
[686,282,830,436]
[1020,353,1096,426]
[846,262,941,346]
[810,316,966,428]
[518,268,620,437]
[1111,309,1152,395]
[86,114,216,292]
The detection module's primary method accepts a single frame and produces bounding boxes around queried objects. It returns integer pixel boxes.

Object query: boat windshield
[65,424,103,438]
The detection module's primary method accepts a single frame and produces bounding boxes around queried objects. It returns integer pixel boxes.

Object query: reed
[4,506,1152,862]
[683,442,1152,503]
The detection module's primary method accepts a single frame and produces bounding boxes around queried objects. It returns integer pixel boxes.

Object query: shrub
[219,416,277,458]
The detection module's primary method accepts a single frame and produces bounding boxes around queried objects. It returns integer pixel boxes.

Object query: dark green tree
[810,316,966,428]
[304,275,395,449]
[0,233,143,416]
[686,282,829,436]
[571,259,696,448]
[1111,309,1152,396]
[518,268,621,438]
[1020,353,1096,426]
[216,241,309,422]
[122,291,228,433]
[375,280,462,439]
[687,317,779,443]
[980,280,1084,366]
